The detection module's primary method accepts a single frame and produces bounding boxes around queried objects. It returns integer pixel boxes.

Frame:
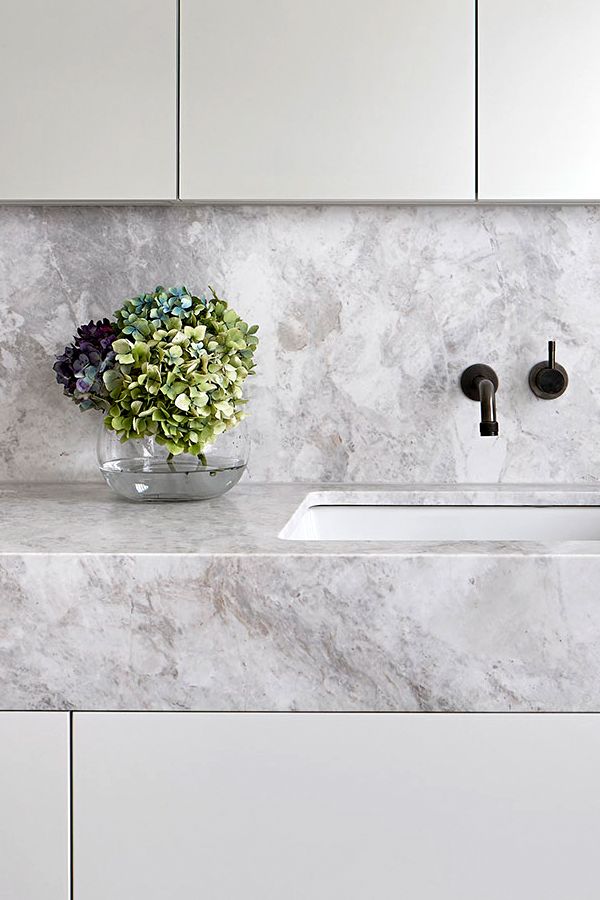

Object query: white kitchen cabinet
[74,712,600,899]
[479,0,600,200]
[180,0,475,201]
[0,0,177,201]
[0,712,69,900]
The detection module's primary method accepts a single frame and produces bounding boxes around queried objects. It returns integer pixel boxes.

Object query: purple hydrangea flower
[53,319,118,410]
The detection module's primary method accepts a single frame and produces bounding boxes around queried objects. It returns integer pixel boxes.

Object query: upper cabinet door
[479,0,600,201]
[180,0,475,202]
[0,0,177,202]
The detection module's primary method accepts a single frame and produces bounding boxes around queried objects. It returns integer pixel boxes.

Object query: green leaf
[135,319,152,337]
[174,393,190,411]
[214,400,234,416]
[164,440,184,455]
[112,339,132,354]
[132,342,150,364]
[103,370,122,391]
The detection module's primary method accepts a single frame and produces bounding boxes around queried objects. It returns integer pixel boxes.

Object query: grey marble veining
[2,482,600,711]
[2,204,600,484]
[3,549,600,712]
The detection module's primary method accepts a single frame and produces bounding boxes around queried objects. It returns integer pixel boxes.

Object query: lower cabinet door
[0,712,70,900]
[74,713,600,900]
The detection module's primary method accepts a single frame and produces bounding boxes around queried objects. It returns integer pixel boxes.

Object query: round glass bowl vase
[97,420,249,502]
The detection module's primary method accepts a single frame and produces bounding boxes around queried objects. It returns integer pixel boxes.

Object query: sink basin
[279,493,600,542]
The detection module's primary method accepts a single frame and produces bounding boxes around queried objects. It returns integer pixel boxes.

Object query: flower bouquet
[54,285,258,501]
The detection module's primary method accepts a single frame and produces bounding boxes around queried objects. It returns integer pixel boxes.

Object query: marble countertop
[5,481,600,711]
[3,481,600,556]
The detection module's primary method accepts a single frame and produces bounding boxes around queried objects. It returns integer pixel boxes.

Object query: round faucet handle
[536,366,567,395]
[529,339,568,399]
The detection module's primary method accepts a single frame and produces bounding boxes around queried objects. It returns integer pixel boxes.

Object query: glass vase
[97,420,249,501]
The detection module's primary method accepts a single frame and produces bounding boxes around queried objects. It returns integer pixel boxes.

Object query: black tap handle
[529,339,568,399]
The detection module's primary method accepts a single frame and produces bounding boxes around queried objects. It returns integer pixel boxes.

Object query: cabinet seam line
[69,711,74,900]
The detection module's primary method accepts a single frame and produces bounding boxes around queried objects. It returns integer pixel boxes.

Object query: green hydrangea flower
[103,286,258,457]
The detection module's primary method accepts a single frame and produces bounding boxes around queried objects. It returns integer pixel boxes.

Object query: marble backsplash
[1,204,600,484]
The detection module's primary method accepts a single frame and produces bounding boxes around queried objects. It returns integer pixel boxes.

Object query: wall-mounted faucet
[461,364,499,437]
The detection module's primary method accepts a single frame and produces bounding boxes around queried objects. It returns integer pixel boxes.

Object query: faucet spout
[460,364,500,437]
[477,377,498,436]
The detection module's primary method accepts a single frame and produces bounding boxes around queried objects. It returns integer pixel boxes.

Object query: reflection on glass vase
[97,419,249,501]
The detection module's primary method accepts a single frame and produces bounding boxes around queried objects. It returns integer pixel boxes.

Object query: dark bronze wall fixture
[529,340,568,399]
[461,364,499,437]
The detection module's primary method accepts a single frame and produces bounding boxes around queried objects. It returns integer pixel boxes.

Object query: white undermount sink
[279,491,600,542]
